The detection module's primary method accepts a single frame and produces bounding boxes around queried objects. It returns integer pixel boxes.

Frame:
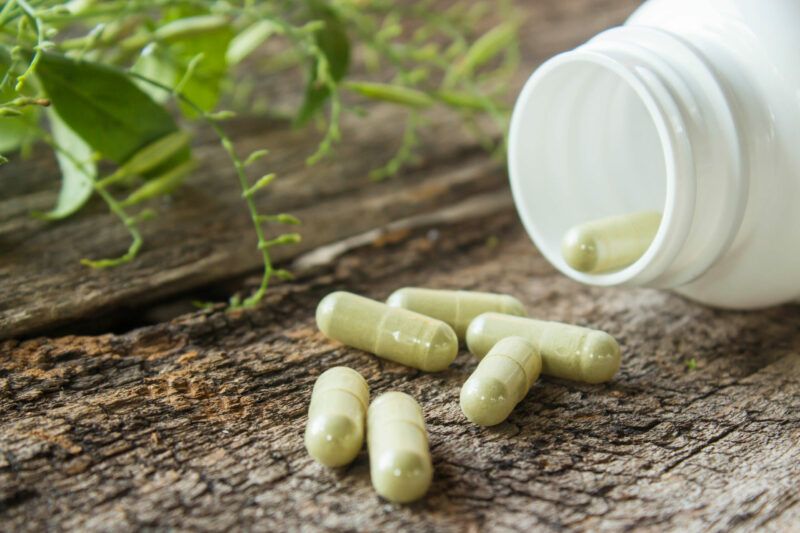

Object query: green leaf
[0,44,10,68]
[133,22,234,118]
[295,2,350,126]
[35,52,179,164]
[131,44,176,104]
[445,22,517,86]
[243,148,269,167]
[274,269,294,281]
[259,232,302,249]
[0,108,38,154]
[102,130,191,186]
[434,90,491,111]
[256,213,301,225]
[243,173,275,197]
[346,81,435,108]
[207,110,236,121]
[154,15,229,43]
[122,158,195,206]
[167,23,234,116]
[226,20,278,65]
[0,53,40,154]
[34,109,96,220]
[272,213,300,225]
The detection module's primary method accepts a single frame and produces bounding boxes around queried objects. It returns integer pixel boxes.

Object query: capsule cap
[315,291,343,337]
[304,414,362,467]
[465,313,499,359]
[460,376,516,426]
[371,448,433,503]
[561,226,599,273]
[578,331,621,383]
[368,392,432,503]
[313,366,370,410]
[385,288,415,308]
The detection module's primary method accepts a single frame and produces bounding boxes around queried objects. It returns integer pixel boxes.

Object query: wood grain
[1,215,798,531]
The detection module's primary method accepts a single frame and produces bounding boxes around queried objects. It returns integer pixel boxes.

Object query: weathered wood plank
[1,212,798,531]
[0,0,641,339]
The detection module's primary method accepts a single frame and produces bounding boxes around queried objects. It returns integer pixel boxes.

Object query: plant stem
[0,0,21,29]
[127,70,277,309]
[40,129,143,268]
[14,0,44,91]
[82,185,143,267]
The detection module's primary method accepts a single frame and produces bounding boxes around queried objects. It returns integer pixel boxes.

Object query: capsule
[561,211,662,273]
[304,366,369,467]
[466,313,620,384]
[386,287,526,339]
[460,336,541,426]
[316,291,458,372]
[367,392,433,503]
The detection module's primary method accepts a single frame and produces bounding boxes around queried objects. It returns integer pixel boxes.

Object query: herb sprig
[0,0,520,308]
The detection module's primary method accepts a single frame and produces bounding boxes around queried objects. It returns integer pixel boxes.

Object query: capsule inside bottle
[561,211,662,273]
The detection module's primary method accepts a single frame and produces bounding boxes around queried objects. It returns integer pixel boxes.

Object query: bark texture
[2,215,799,532]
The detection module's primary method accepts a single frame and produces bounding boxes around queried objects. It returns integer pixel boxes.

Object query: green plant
[0,0,520,308]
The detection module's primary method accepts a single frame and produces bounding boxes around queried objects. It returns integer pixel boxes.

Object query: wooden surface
[4,0,800,531]
[2,218,799,531]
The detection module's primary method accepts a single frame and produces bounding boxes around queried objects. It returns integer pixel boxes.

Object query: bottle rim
[508,48,696,286]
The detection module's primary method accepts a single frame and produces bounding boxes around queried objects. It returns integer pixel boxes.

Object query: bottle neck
[509,26,747,289]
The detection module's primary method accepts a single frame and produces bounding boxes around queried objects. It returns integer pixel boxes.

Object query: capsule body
[466,313,620,384]
[304,366,369,467]
[316,291,458,372]
[460,336,541,426]
[561,211,662,273]
[367,392,433,503]
[386,288,527,339]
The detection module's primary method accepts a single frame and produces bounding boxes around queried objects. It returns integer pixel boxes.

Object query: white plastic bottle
[508,0,800,309]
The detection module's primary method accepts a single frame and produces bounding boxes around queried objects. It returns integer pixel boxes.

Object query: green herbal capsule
[466,313,620,384]
[561,211,662,273]
[460,336,541,426]
[386,288,526,339]
[304,366,369,467]
[316,292,458,372]
[368,392,433,503]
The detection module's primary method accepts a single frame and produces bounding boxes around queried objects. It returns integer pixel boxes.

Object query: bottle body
[508,0,800,308]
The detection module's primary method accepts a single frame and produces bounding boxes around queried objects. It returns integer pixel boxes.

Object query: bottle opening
[509,51,690,286]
